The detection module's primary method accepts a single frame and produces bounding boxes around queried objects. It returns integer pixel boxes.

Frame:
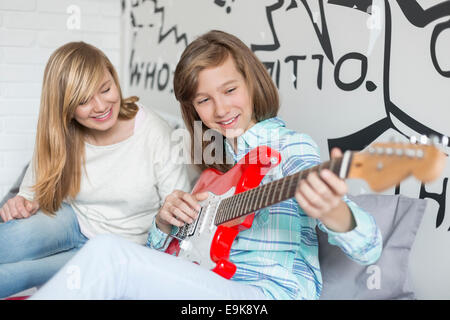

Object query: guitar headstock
[348,139,447,192]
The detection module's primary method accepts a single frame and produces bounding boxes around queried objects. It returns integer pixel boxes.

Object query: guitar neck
[214,152,353,226]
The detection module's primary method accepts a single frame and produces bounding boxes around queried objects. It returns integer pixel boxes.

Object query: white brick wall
[0,0,122,199]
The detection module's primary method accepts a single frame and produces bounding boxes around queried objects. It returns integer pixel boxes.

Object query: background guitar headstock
[348,137,447,192]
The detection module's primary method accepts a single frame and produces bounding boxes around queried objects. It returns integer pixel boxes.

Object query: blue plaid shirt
[147,117,382,300]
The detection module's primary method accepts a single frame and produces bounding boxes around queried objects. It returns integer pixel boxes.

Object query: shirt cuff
[317,197,382,263]
[16,191,34,202]
[146,218,178,251]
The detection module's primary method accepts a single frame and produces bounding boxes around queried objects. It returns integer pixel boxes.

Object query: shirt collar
[224,117,286,161]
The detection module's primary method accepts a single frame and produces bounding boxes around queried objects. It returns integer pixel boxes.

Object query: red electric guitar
[166,141,447,279]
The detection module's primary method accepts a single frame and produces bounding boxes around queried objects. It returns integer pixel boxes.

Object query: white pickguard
[176,187,236,269]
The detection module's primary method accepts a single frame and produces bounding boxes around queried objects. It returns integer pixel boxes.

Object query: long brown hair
[173,30,279,173]
[33,42,139,215]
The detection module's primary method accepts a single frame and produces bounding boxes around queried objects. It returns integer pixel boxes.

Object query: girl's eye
[101,87,111,94]
[226,87,236,94]
[197,98,209,105]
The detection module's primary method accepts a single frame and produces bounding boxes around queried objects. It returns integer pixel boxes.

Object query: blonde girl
[0,42,190,298]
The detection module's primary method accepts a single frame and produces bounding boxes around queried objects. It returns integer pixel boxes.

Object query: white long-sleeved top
[18,104,191,244]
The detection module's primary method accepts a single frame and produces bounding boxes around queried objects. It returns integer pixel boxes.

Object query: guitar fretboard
[214,156,348,226]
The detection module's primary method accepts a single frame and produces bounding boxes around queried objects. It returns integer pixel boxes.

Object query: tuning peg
[385,147,394,155]
[409,136,418,144]
[389,136,399,144]
[405,149,416,158]
[416,149,424,158]
[419,135,429,145]
[442,136,449,147]
[430,135,441,146]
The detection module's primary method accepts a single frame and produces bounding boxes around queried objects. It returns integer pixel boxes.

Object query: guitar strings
[215,157,344,225]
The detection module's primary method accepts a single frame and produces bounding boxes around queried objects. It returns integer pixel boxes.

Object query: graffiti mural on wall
[330,0,450,230]
[125,0,188,95]
[123,0,450,231]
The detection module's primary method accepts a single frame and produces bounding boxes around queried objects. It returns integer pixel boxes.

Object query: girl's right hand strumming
[155,190,209,234]
[0,195,39,222]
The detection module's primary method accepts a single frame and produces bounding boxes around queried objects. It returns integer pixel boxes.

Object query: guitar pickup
[172,207,203,240]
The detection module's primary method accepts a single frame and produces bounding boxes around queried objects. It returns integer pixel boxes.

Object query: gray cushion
[318,194,427,300]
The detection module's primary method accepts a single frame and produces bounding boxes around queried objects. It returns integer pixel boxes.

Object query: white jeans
[30,234,268,300]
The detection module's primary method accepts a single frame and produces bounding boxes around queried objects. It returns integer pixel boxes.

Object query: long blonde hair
[173,30,279,173]
[34,42,138,215]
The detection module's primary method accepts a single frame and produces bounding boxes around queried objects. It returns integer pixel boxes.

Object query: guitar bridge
[172,207,203,240]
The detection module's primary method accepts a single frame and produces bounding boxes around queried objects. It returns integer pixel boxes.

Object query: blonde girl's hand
[0,195,40,222]
[155,190,209,234]
[295,148,355,232]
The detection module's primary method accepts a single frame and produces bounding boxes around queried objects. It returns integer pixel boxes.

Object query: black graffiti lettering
[263,62,275,77]
[252,0,376,65]
[328,0,373,13]
[312,54,324,89]
[431,19,450,78]
[365,81,377,92]
[214,0,226,7]
[129,49,142,87]
[145,63,157,90]
[129,49,172,92]
[265,53,366,90]
[157,63,170,91]
[286,0,297,11]
[395,0,450,28]
[300,0,334,64]
[419,178,448,229]
[275,60,281,88]
[263,60,281,88]
[284,55,306,89]
[129,0,188,46]
[334,52,368,91]
[130,12,139,28]
[250,0,283,52]
[213,0,235,14]
[265,52,369,91]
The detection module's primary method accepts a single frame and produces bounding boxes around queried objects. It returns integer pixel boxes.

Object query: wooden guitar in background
[166,140,447,279]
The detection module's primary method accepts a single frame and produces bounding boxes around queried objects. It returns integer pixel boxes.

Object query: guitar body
[166,146,281,279]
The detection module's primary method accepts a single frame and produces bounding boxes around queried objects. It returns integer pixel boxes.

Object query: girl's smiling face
[193,55,256,147]
[73,69,121,134]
